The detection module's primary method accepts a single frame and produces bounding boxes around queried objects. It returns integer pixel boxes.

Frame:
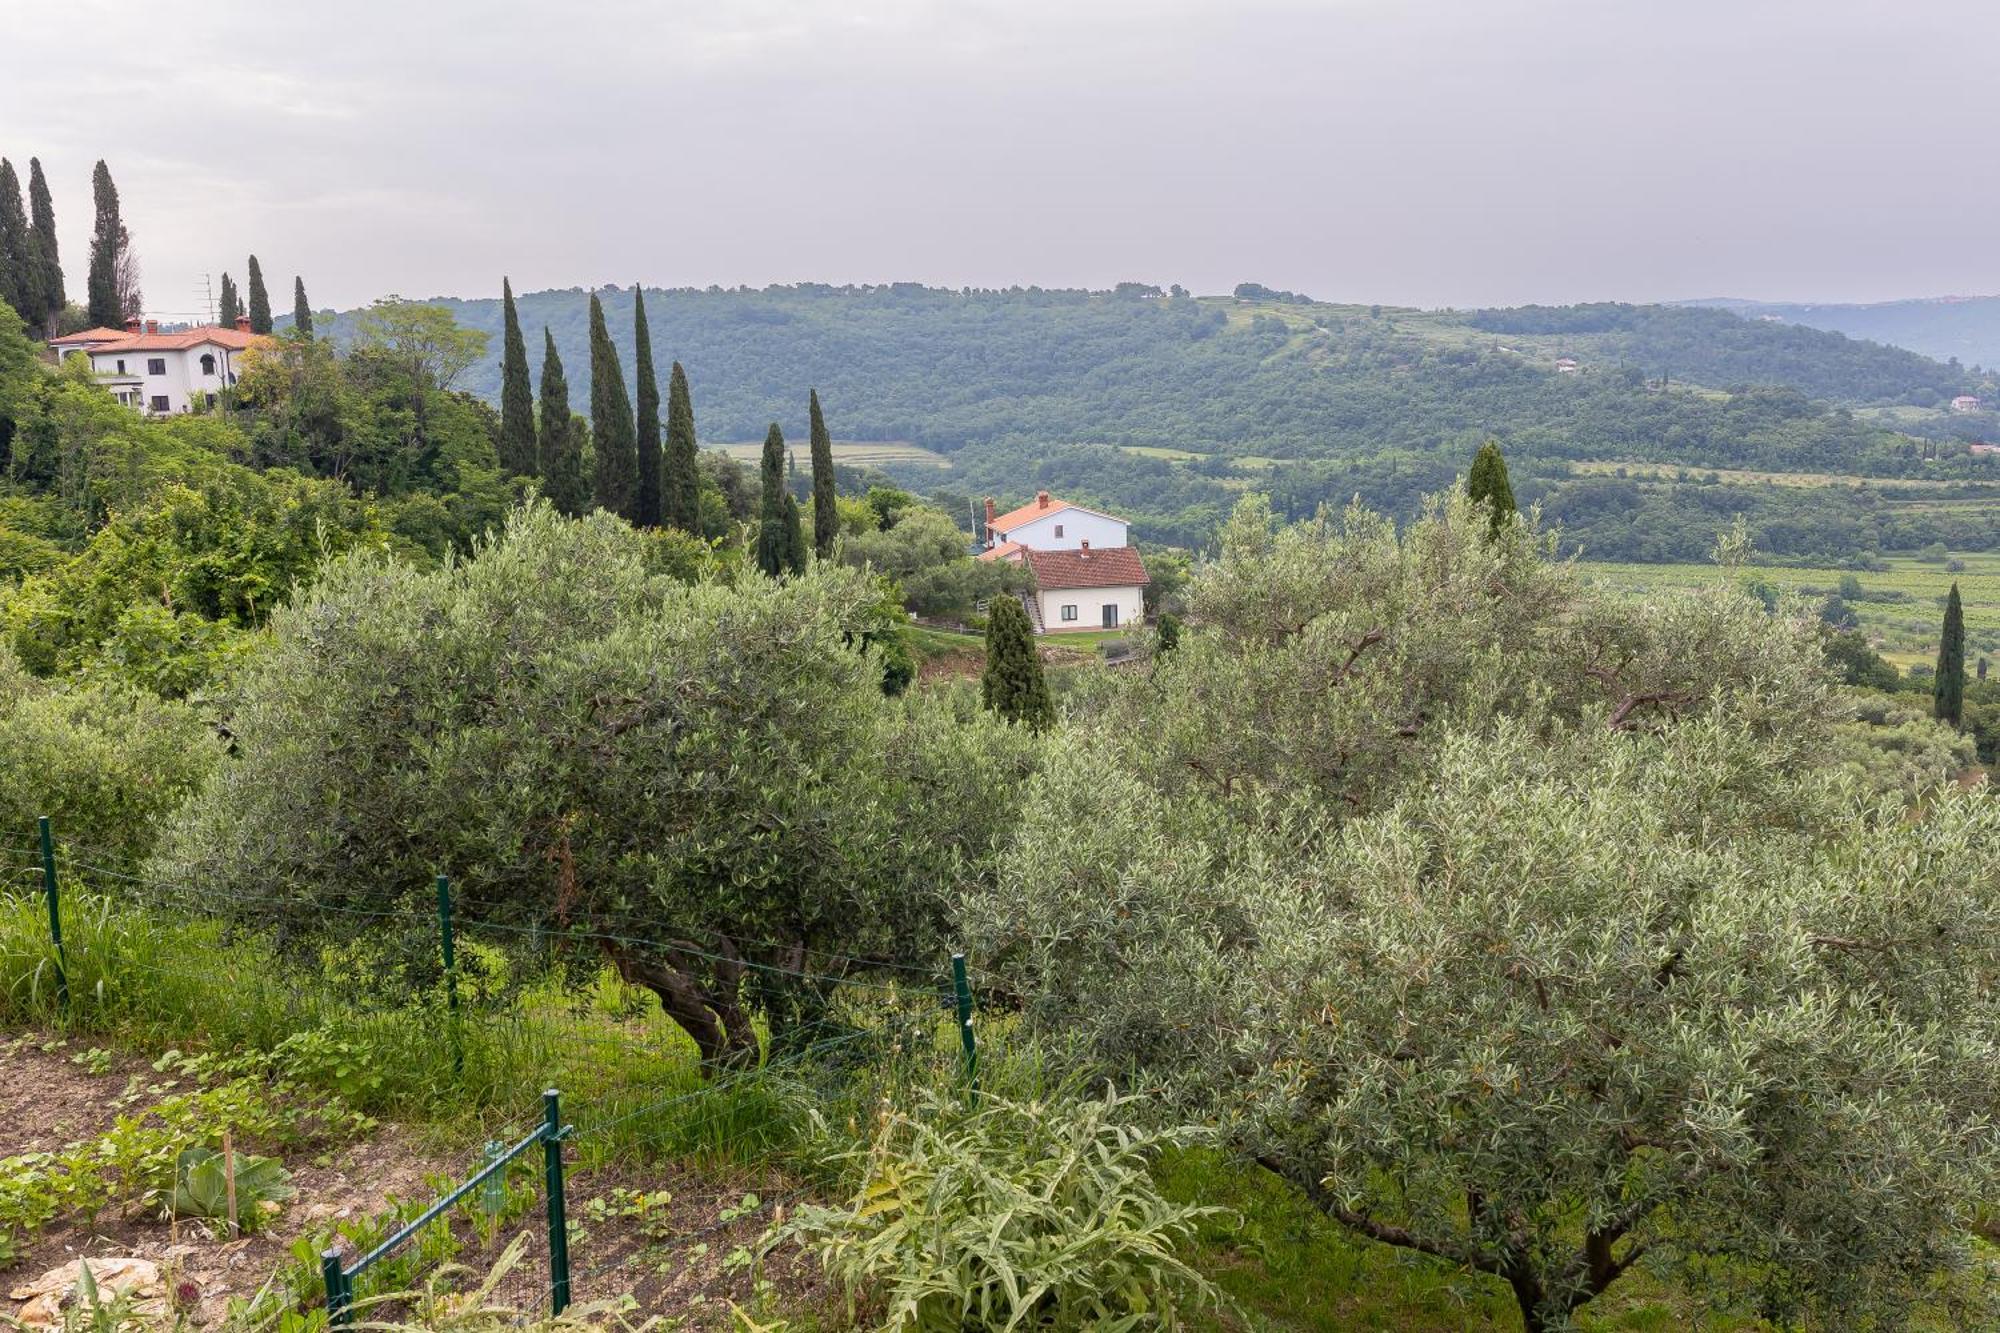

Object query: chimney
[144,319,159,335]
[123,317,140,333]
[234,314,251,333]
[1036,490,1050,510]
[984,496,996,534]
[1080,539,1090,560]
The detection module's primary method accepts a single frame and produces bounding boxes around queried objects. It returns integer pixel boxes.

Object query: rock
[10,1257,162,1329]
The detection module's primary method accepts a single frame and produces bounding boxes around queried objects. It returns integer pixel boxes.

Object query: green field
[1569,460,1959,491]
[706,440,950,469]
[1582,552,2000,669]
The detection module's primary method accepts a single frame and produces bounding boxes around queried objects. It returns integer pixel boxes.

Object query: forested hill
[313,285,2000,553]
[1690,295,2000,375]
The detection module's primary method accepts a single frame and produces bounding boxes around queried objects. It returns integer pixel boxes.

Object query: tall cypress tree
[809,388,837,558]
[292,277,314,339]
[782,492,808,574]
[217,273,240,327]
[587,293,638,519]
[538,329,589,516]
[632,288,663,528]
[982,596,1054,730]
[0,160,30,319]
[663,361,700,531]
[757,423,791,576]
[25,159,61,335]
[86,161,124,327]
[496,278,537,478]
[1935,582,1966,728]
[246,255,273,334]
[1467,440,1517,536]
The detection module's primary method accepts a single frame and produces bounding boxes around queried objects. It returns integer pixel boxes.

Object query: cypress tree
[587,293,638,519]
[246,255,272,334]
[86,161,124,327]
[782,492,808,574]
[662,361,699,531]
[1467,440,1517,536]
[292,277,314,339]
[497,278,536,477]
[26,159,61,335]
[809,388,837,558]
[632,288,662,527]
[757,423,791,576]
[538,329,589,516]
[1935,582,1966,728]
[217,273,240,327]
[0,160,30,320]
[982,596,1054,730]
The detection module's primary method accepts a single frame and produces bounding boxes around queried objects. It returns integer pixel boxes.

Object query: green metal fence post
[951,952,977,1096]
[320,1249,350,1327]
[37,816,68,1013]
[436,874,462,1075]
[542,1089,571,1315]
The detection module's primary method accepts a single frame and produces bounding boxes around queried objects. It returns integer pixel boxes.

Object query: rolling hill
[1688,295,2000,374]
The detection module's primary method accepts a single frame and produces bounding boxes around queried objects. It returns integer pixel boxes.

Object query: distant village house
[49,316,266,416]
[978,491,1148,633]
[1951,395,1983,413]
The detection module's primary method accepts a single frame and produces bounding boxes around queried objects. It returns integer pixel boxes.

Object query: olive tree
[969,493,2000,1329]
[159,501,1033,1068]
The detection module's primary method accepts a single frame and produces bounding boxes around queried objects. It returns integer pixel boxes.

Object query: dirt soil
[1,1034,831,1329]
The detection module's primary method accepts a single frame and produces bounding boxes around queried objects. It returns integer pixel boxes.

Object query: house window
[1101,603,1119,628]
[204,393,217,410]
[1060,604,1078,622]
[200,353,216,375]
[115,359,126,374]
[147,358,166,376]
[1054,524,1064,538]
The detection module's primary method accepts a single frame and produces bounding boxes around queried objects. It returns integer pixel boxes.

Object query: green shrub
[771,1090,1226,1331]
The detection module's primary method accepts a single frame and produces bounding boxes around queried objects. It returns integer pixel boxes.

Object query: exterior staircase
[1018,591,1045,635]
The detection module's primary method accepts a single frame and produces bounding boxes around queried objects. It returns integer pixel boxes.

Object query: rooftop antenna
[200,274,215,325]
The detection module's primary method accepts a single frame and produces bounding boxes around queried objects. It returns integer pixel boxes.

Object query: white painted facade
[1038,583,1144,633]
[997,506,1127,552]
[82,340,247,416]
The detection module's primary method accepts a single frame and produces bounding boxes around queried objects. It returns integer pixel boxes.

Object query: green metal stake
[542,1089,571,1315]
[320,1249,350,1327]
[436,875,462,1075]
[952,952,977,1096]
[37,817,67,1013]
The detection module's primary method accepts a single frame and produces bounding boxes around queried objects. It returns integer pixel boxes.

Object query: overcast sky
[6,0,1994,318]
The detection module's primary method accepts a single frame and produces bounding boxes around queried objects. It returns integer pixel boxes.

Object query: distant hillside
[1688,296,2000,374]
[310,285,1999,550]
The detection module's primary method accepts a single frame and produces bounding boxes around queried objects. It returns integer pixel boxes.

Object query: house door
[1101,603,1118,628]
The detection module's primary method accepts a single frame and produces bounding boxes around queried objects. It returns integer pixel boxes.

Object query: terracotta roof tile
[48,327,133,345]
[1023,545,1148,590]
[78,326,267,353]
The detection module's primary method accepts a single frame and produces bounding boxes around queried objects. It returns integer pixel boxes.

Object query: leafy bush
[771,1090,1225,1332]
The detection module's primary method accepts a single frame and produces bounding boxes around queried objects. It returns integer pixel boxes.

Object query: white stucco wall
[1000,507,1128,551]
[88,343,239,415]
[1038,583,1144,632]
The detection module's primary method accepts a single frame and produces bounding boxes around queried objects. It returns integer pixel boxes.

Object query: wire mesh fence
[0,815,990,1321]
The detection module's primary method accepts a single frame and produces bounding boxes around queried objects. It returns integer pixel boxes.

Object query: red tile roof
[82,326,266,353]
[48,327,132,345]
[977,540,1026,563]
[989,494,1079,532]
[1023,545,1148,590]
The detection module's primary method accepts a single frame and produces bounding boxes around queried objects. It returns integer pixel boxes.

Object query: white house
[978,492,1148,633]
[50,316,266,415]
[1952,395,1983,414]
[981,492,1129,553]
